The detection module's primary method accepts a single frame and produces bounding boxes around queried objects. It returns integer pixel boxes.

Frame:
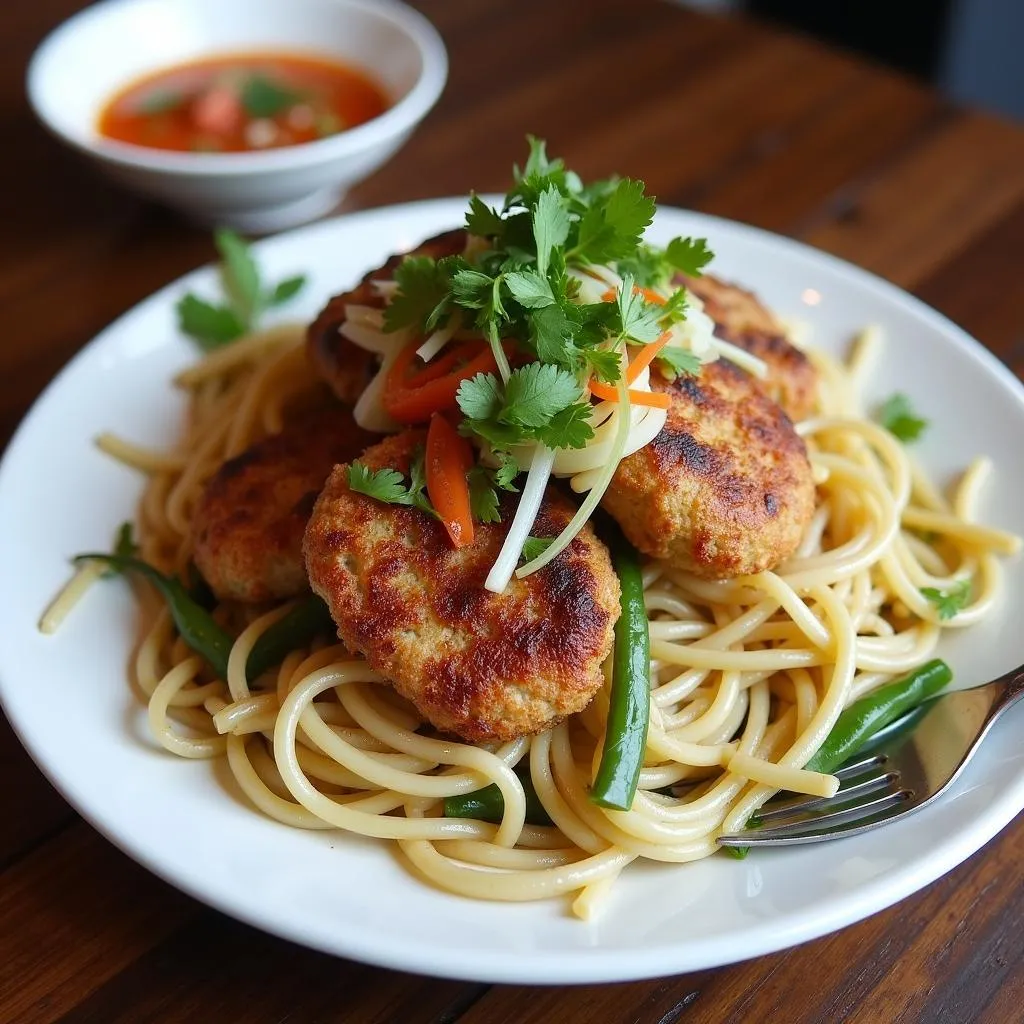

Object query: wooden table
[4,1,1024,1021]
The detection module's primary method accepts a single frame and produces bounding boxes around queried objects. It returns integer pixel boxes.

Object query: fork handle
[991,665,1024,717]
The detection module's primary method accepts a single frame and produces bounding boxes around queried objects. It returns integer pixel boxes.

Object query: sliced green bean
[804,659,952,776]
[246,595,336,679]
[444,772,553,826]
[590,528,651,811]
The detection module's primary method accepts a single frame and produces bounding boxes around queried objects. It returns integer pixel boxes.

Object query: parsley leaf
[175,294,245,350]
[665,237,714,277]
[878,393,928,442]
[177,231,306,349]
[502,363,584,428]
[574,178,655,264]
[616,273,664,343]
[656,346,702,380]
[505,269,556,309]
[384,257,452,333]
[347,455,438,520]
[520,536,554,562]
[466,194,505,238]
[533,186,571,277]
[920,579,971,620]
[467,467,502,524]
[216,228,261,327]
[536,401,594,449]
[457,372,505,421]
[267,275,307,306]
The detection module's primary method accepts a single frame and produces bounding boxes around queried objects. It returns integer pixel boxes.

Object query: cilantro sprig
[921,579,971,620]
[381,136,715,459]
[176,229,307,351]
[878,393,928,443]
[347,451,437,519]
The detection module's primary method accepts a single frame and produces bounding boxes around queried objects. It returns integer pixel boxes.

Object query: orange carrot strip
[601,284,667,306]
[425,413,475,549]
[589,381,671,409]
[625,332,672,385]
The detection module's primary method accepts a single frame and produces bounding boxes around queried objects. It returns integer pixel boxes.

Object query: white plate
[2,199,1022,985]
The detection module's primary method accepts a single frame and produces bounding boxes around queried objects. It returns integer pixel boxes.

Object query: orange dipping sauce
[98,52,389,154]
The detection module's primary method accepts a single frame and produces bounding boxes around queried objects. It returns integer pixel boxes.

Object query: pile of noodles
[42,320,1020,919]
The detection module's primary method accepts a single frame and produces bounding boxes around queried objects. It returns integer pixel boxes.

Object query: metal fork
[717,664,1024,848]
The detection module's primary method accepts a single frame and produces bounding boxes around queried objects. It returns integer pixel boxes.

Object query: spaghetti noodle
[42,320,1020,919]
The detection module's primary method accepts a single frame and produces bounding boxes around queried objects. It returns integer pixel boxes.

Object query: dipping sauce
[98,52,389,153]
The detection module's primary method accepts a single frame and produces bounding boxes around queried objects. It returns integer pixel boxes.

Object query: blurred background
[680,0,1024,121]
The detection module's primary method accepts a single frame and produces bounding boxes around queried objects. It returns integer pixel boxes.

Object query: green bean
[443,772,553,826]
[246,595,336,679]
[76,553,233,678]
[78,554,337,683]
[803,658,952,776]
[590,528,651,811]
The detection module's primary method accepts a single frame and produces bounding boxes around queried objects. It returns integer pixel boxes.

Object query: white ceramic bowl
[27,0,447,232]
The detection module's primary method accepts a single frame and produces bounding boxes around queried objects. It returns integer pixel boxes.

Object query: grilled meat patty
[679,272,818,421]
[192,406,376,603]
[306,229,467,406]
[601,358,815,579]
[303,430,620,743]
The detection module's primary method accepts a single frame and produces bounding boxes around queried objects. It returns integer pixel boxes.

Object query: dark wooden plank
[0,825,198,1024]
[55,911,485,1024]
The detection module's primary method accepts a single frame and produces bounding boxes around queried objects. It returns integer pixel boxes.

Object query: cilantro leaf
[347,463,410,504]
[616,273,663,343]
[384,257,451,333]
[505,269,556,309]
[656,346,702,380]
[492,451,521,491]
[457,372,505,421]
[615,244,668,288]
[536,401,594,449]
[584,347,622,383]
[215,228,262,328]
[920,579,971,620]
[502,363,584,428]
[176,294,245,350]
[878,393,928,442]
[665,237,714,277]
[240,74,303,118]
[520,536,553,562]
[466,194,505,238]
[575,178,655,264]
[267,275,307,306]
[467,467,502,524]
[533,186,571,278]
[528,304,573,366]
[451,269,495,309]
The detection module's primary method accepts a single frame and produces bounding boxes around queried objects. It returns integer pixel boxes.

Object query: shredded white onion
[515,379,633,579]
[416,313,461,362]
[484,446,556,593]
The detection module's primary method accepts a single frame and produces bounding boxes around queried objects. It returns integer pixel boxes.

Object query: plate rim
[2,196,1023,985]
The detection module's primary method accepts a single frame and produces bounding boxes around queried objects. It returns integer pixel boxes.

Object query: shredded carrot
[382,339,514,424]
[625,332,672,384]
[589,381,670,409]
[425,413,475,548]
[601,285,666,306]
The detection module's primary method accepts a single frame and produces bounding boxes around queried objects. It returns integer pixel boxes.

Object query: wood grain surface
[3,1,1023,1021]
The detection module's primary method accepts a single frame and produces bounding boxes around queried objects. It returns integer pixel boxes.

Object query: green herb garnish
[175,229,308,350]
[921,579,971,620]
[520,536,554,562]
[878,393,928,443]
[347,451,437,519]
[240,75,304,118]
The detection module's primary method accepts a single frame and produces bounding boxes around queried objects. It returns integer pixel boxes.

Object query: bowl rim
[25,0,448,178]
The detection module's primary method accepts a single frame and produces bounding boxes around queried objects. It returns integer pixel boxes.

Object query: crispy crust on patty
[306,229,467,406]
[303,431,620,743]
[192,406,377,603]
[679,272,818,421]
[601,359,815,579]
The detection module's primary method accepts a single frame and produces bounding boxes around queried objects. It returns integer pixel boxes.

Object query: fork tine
[719,788,913,846]
[752,767,898,823]
[833,752,888,781]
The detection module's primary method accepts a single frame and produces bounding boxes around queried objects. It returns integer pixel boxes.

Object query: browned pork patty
[679,273,818,421]
[303,431,620,743]
[306,229,467,405]
[601,359,815,579]
[192,406,377,603]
